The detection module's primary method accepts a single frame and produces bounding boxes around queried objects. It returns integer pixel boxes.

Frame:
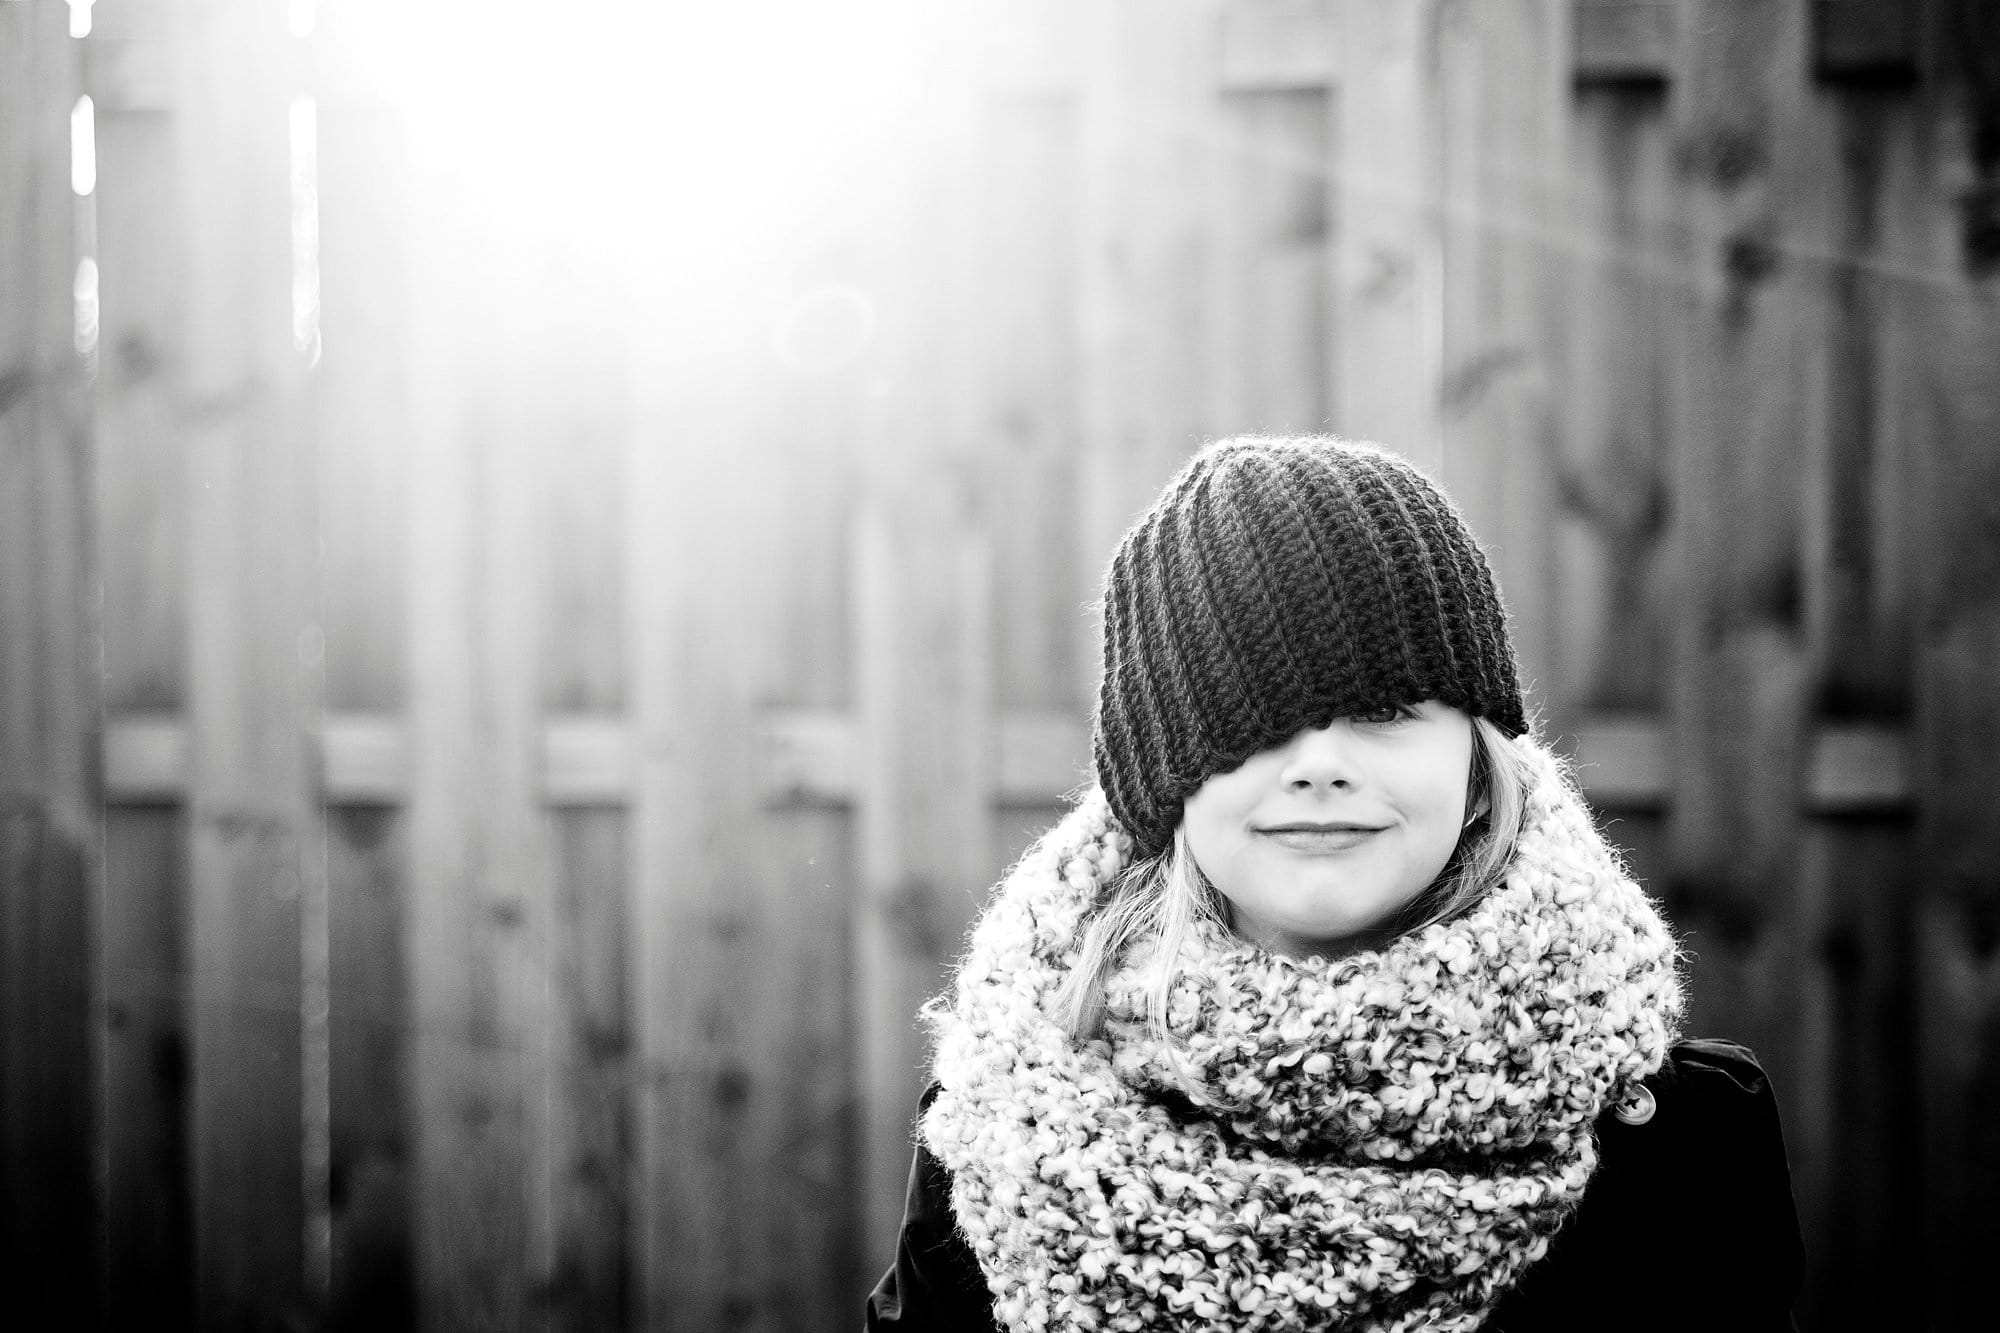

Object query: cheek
[1408,752,1473,827]
[1390,759,1474,875]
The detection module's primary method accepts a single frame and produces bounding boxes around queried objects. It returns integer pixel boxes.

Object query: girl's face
[1181,700,1476,960]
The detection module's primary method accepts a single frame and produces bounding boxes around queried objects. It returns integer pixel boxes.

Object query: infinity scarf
[921,734,1684,1333]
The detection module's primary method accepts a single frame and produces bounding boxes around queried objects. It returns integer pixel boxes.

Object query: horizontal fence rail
[95,712,1918,813]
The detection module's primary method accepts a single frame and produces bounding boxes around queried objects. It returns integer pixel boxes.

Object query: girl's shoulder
[1654,1035,1781,1098]
[1490,1037,1804,1332]
[1610,1037,1795,1177]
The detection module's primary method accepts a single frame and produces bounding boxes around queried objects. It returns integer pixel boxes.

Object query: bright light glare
[66,0,91,40]
[290,0,315,39]
[73,257,99,358]
[332,0,928,270]
[70,95,94,196]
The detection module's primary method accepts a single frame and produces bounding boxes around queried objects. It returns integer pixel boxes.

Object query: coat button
[1612,1085,1657,1126]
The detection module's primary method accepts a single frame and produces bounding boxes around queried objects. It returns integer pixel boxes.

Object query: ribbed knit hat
[1093,436,1529,859]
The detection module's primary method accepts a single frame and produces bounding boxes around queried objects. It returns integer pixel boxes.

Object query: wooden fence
[3,1,1997,1329]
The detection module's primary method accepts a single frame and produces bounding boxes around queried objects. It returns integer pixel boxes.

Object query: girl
[867,437,1803,1332]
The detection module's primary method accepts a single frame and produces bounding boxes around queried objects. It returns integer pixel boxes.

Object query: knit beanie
[1092,436,1529,860]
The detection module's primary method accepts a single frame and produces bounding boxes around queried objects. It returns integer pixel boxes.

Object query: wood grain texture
[738,238,875,1320]
[629,290,866,1324]
[1074,0,1220,700]
[627,311,737,1329]
[313,86,419,1328]
[1909,4,2000,1318]
[325,807,414,1332]
[1333,0,1443,471]
[102,809,195,1331]
[852,3,997,1265]
[86,18,185,1324]
[315,103,409,717]
[534,278,632,1333]
[548,810,628,1333]
[1791,814,1920,1332]
[1434,0,1565,725]
[984,90,1085,714]
[1210,87,1330,438]
[1663,0,1815,1103]
[1801,98,1919,725]
[1558,83,1676,713]
[1786,78,1927,1326]
[94,98,185,714]
[404,203,555,1331]
[537,271,626,719]
[0,10,95,1323]
[175,2,317,1326]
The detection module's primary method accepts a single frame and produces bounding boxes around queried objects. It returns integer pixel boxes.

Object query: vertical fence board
[628,326,730,1329]
[1790,70,1929,1329]
[94,118,184,713]
[548,809,628,1332]
[176,2,315,1326]
[764,807,865,1319]
[1664,0,1814,1094]
[1793,815,1919,1331]
[1211,87,1330,437]
[741,291,872,1318]
[1558,82,1676,714]
[761,237,868,714]
[315,102,409,717]
[852,489,993,1254]
[405,293,501,1331]
[1435,0,1564,721]
[628,297,779,1325]
[1916,609,2000,1333]
[1911,5,2000,1315]
[102,809,194,1330]
[1075,0,1219,714]
[1805,96,1917,722]
[854,11,997,1258]
[1855,78,1954,1333]
[738,152,883,1321]
[0,2,94,1325]
[405,212,552,1330]
[985,91,1084,713]
[324,807,412,1331]
[1334,0,1442,469]
[539,281,626,718]
[632,302,842,1324]
[315,91,416,1331]
[91,14,191,1324]
[537,275,627,1332]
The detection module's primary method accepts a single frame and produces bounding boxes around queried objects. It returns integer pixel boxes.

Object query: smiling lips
[1258,822,1387,852]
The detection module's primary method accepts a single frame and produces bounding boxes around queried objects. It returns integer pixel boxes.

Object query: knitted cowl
[921,733,1685,1333]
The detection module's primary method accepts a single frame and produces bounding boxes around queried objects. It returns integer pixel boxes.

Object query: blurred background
[3,0,1997,1329]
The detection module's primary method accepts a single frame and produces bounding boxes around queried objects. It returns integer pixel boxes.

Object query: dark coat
[867,1038,1803,1332]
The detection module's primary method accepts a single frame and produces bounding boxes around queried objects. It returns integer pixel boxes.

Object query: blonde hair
[1052,716,1538,1046]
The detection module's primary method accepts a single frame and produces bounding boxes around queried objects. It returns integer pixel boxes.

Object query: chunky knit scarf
[921,734,1684,1333]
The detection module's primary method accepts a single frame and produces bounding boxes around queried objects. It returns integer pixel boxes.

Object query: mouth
[1257,822,1387,834]
[1256,823,1386,852]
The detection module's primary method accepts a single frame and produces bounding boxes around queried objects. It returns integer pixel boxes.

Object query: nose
[1277,721,1361,792]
